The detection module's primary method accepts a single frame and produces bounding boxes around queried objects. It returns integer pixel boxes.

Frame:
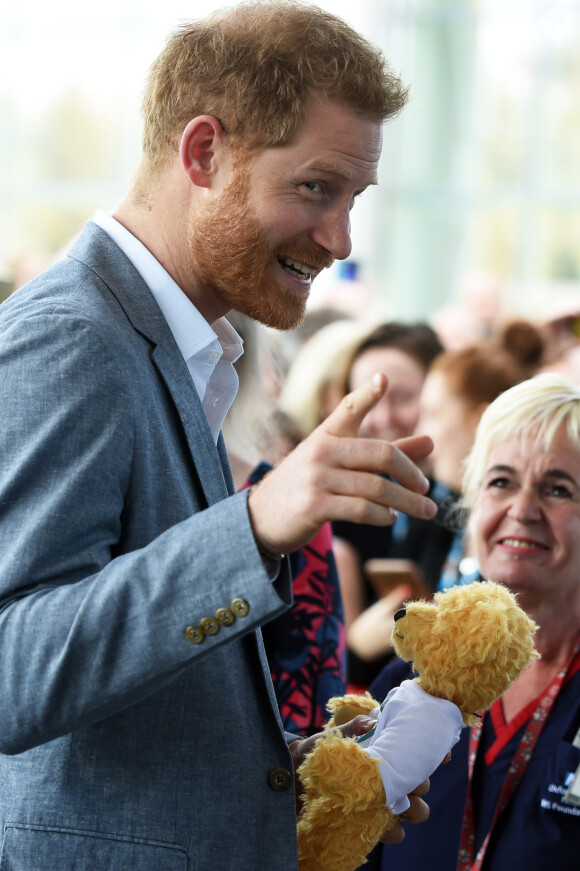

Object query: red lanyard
[457,639,580,871]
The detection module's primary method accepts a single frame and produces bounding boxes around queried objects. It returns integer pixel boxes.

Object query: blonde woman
[366,373,580,871]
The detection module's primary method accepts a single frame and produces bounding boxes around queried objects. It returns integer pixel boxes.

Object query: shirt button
[185,625,204,645]
[231,598,250,618]
[268,768,293,792]
[200,616,220,636]
[216,608,236,627]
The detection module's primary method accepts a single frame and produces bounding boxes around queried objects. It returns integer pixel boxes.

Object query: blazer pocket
[0,824,188,871]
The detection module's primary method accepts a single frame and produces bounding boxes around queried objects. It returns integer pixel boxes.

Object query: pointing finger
[323,373,387,439]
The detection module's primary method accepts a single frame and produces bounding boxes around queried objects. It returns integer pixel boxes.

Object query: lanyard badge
[457,640,580,871]
[563,726,580,806]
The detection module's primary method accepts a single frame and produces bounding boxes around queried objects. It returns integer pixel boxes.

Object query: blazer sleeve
[0,311,291,754]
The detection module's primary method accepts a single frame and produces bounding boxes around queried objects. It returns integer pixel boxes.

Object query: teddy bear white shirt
[356,679,465,813]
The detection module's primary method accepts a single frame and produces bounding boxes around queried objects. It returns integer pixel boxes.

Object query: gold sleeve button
[200,616,220,636]
[231,598,250,618]
[216,608,236,627]
[185,625,204,645]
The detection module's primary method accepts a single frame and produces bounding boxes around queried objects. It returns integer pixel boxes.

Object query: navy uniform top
[363,650,580,871]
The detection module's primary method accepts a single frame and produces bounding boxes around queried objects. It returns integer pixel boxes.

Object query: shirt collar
[92,210,243,366]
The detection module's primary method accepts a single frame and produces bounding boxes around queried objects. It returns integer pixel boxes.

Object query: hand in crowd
[383,777,430,844]
[248,374,437,558]
[347,584,413,662]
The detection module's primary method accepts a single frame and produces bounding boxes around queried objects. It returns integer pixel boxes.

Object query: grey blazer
[0,223,298,870]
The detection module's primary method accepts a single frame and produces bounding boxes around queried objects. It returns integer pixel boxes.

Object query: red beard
[188,164,333,330]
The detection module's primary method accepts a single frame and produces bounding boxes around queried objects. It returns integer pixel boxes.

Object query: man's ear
[179,116,226,189]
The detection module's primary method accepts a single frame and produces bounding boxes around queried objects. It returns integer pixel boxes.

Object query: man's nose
[312,206,352,261]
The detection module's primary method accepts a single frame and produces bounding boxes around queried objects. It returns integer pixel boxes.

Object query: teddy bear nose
[394,607,406,622]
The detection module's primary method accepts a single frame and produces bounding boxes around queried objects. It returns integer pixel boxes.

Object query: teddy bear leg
[297,731,394,871]
[298,800,392,871]
[326,692,380,727]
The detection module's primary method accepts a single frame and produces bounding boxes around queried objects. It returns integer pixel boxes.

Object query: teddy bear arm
[326,692,380,727]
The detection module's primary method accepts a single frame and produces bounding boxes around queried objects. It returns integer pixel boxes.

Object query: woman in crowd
[364,372,580,871]
[419,319,544,589]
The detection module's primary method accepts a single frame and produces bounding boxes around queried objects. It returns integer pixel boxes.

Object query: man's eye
[301,181,323,194]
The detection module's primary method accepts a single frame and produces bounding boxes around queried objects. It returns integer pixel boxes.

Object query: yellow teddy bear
[296,580,539,871]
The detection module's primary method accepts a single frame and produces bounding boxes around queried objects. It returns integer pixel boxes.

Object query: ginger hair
[140,0,408,178]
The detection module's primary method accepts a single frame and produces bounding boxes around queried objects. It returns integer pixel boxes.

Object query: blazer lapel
[150,342,231,504]
[68,222,230,506]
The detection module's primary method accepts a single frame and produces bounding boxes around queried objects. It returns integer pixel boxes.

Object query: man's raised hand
[247,373,437,558]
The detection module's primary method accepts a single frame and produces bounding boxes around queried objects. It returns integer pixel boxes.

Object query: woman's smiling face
[472,423,580,606]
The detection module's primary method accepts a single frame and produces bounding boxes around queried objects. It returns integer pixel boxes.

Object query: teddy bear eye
[394,607,406,622]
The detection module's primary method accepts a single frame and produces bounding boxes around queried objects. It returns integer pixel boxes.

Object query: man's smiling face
[188,94,382,330]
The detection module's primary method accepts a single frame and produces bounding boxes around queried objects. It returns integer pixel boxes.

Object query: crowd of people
[362,373,580,871]
[220,283,580,868]
[1,2,579,870]
[248,307,579,698]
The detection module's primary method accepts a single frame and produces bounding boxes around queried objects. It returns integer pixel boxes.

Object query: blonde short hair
[463,372,580,510]
[141,0,407,172]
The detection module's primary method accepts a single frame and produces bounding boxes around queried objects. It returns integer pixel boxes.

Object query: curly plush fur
[297,729,393,871]
[296,581,538,871]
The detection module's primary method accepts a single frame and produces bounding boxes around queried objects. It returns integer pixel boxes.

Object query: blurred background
[2,0,580,327]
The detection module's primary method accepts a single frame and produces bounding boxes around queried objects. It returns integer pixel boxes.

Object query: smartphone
[364,558,431,601]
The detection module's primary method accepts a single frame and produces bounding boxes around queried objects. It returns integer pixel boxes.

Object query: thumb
[323,372,387,438]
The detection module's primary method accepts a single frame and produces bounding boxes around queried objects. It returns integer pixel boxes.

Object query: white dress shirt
[92,210,243,443]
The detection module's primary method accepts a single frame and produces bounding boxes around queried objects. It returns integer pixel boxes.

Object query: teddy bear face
[391,581,538,717]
